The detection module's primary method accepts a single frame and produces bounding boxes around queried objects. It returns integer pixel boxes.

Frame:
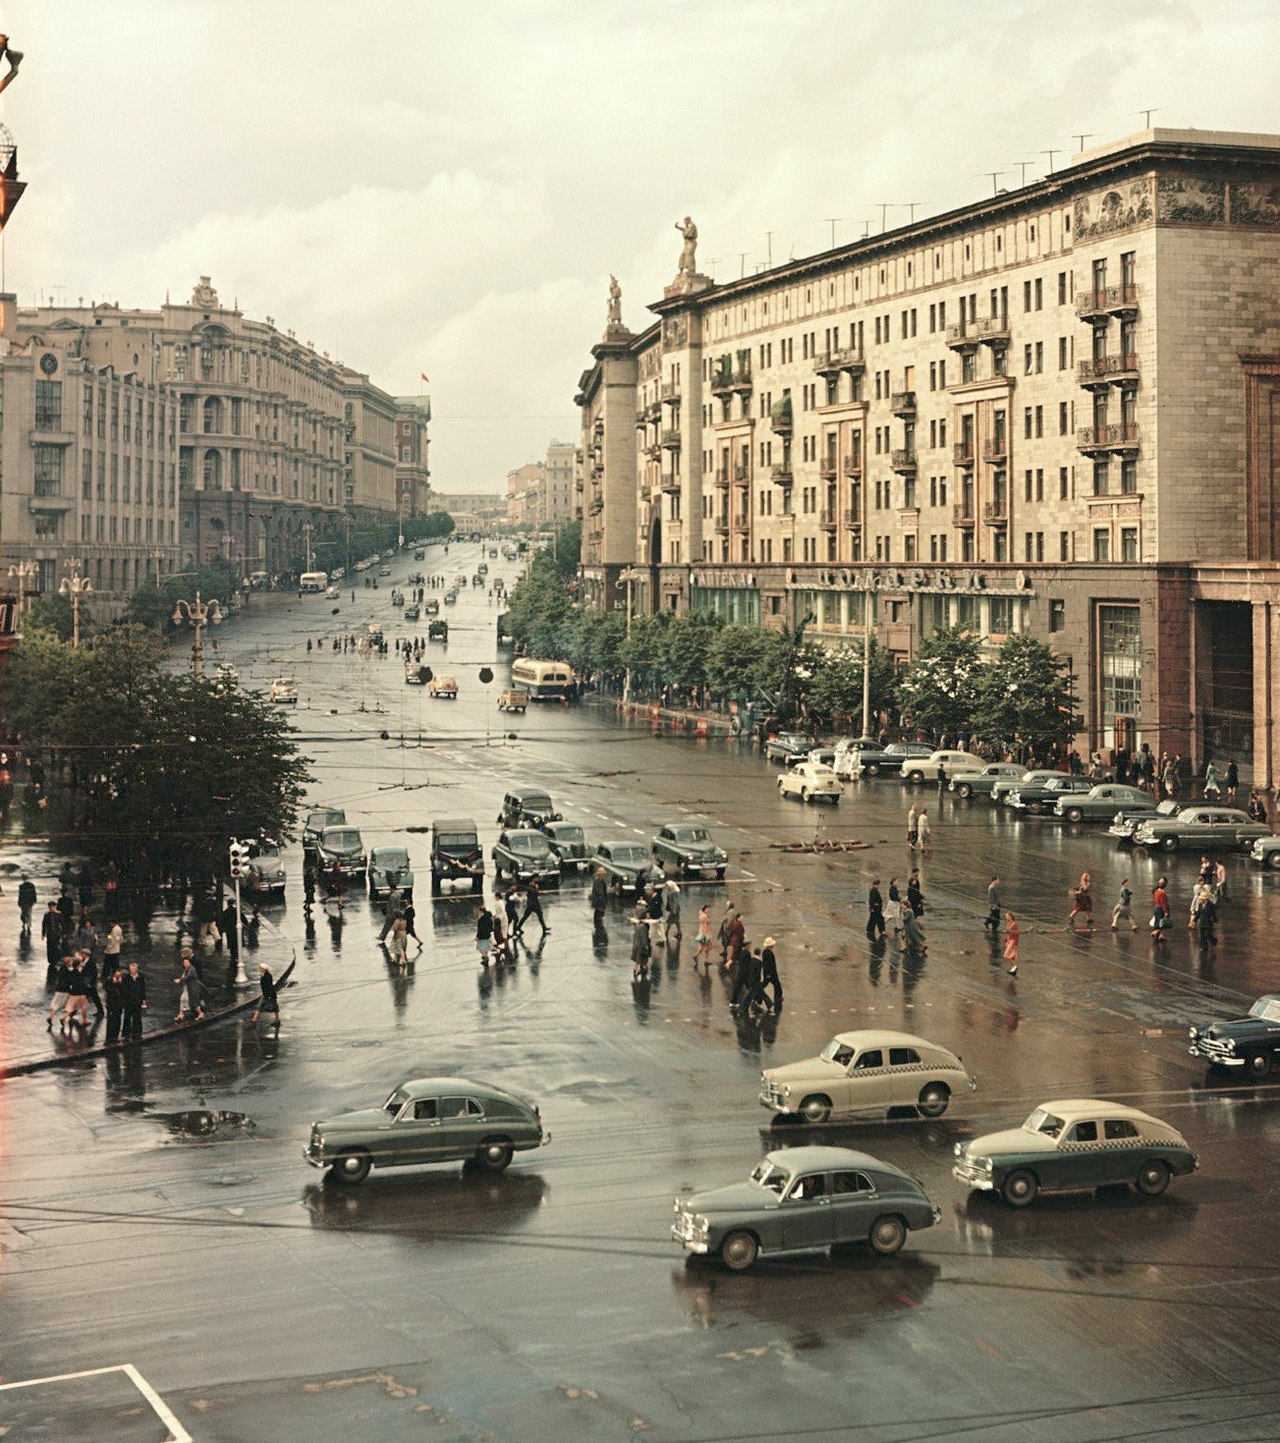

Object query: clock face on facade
[39,352,58,375]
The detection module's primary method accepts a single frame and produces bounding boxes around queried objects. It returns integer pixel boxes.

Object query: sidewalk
[596,695,739,738]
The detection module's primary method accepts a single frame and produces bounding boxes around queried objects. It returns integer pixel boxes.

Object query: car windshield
[325,829,360,849]
[1023,1108,1065,1137]
[510,834,549,854]
[679,827,712,844]
[375,849,409,869]
[1249,998,1280,1022]
[520,794,553,815]
[820,1038,855,1066]
[612,845,648,864]
[383,1087,409,1116]
[750,1161,789,1194]
[552,826,583,843]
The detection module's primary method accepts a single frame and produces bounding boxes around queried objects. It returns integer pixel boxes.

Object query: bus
[299,571,328,594]
[510,658,574,702]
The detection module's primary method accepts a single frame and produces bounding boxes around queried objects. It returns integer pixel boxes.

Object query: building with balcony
[17,277,403,579]
[574,129,1280,785]
[392,396,432,521]
[0,294,179,605]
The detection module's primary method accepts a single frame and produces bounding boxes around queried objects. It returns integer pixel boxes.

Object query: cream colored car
[760,1029,976,1124]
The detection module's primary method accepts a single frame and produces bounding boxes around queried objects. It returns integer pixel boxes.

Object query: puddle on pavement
[158,1109,256,1140]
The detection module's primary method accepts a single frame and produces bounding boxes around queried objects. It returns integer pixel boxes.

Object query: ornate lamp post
[171,591,222,678]
[7,559,37,626]
[58,563,93,648]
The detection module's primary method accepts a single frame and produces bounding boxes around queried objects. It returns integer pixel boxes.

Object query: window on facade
[1060,530,1070,561]
[1093,528,1111,562]
[1093,461,1110,496]
[35,379,62,430]
[1121,459,1137,494]
[1120,526,1139,562]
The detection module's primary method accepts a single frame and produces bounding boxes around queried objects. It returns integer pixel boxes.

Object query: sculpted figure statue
[607,274,622,324]
[674,216,698,276]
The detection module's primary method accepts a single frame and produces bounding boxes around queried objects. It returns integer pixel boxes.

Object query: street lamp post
[860,583,876,739]
[7,559,37,627]
[58,563,93,648]
[303,520,314,576]
[171,591,222,679]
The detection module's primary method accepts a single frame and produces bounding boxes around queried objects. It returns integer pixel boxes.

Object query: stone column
[1252,599,1277,792]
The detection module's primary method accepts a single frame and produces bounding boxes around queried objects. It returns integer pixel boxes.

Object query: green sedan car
[672,1145,940,1271]
[305,1076,549,1184]
[953,1099,1197,1207]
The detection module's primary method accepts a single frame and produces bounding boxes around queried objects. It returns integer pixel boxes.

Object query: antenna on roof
[877,202,892,232]
[1004,160,1034,186]
[1041,148,1061,174]
[977,172,1005,196]
[819,217,843,248]
[899,202,921,223]
[1071,133,1096,151]
[1137,107,1160,128]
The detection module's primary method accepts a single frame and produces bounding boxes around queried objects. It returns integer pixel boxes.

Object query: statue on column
[674,217,698,277]
[607,274,622,325]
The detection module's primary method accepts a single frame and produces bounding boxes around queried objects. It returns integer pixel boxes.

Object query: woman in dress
[1004,912,1020,976]
[694,905,712,967]
[1067,871,1094,931]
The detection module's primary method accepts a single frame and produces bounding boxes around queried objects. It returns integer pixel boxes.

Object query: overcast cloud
[4,0,1279,492]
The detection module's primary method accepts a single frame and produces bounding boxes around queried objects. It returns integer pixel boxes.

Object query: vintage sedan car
[498,788,561,829]
[1249,835,1280,869]
[306,1076,548,1183]
[1054,782,1158,824]
[424,598,441,617]
[1189,994,1280,1075]
[761,1030,975,1123]
[378,564,391,577]
[651,823,728,879]
[497,689,528,713]
[901,749,985,785]
[443,589,458,606]
[324,585,341,600]
[492,828,561,887]
[428,619,449,641]
[778,760,842,804]
[672,1145,939,1271]
[368,845,414,900]
[244,839,286,897]
[541,820,589,870]
[317,824,367,877]
[403,603,421,622]
[1133,805,1272,854]
[991,768,1067,806]
[1005,774,1094,815]
[764,731,814,766]
[405,663,431,686]
[430,818,483,894]
[1109,797,1181,842]
[863,741,933,778]
[268,676,298,705]
[949,762,1024,799]
[832,738,883,779]
[953,1099,1198,1207]
[303,804,347,853]
[429,674,459,698]
[593,839,664,894]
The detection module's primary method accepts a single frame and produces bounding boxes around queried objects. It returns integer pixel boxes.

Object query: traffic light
[228,841,249,879]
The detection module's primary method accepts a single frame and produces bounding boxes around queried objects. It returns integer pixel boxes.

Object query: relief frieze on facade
[1157,174,1226,225]
[661,314,689,351]
[1229,178,1280,228]
[1074,177,1154,239]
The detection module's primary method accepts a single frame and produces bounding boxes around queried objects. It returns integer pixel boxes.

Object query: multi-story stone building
[577,129,1280,785]
[507,441,582,528]
[18,277,404,579]
[393,396,432,521]
[0,293,179,602]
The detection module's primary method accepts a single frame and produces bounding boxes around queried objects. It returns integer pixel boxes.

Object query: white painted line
[739,869,756,879]
[0,1363,192,1443]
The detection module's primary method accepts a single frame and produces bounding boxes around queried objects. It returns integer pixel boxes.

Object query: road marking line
[0,1363,192,1443]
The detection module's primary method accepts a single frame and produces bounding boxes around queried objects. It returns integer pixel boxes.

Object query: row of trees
[506,524,1079,752]
[1,626,311,881]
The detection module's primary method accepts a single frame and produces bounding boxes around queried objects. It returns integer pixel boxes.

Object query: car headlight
[673,1198,682,1214]
[954,1142,964,1158]
[1226,1038,1236,1053]
[974,1156,993,1172]
[1189,1027,1199,1040]
[782,1085,792,1097]
[694,1215,709,1233]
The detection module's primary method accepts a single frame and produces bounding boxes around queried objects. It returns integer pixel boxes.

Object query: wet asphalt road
[3,540,1280,1443]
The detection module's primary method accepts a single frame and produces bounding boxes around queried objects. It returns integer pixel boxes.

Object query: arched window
[202,396,223,434]
[203,450,222,491]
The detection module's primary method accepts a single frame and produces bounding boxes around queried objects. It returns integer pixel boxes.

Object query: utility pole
[303,519,314,574]
[861,587,874,738]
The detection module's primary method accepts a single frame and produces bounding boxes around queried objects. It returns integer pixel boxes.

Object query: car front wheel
[720,1230,759,1272]
[1268,850,1280,870]
[957,783,972,799]
[865,762,881,776]
[906,770,924,786]
[330,1150,371,1185]
[867,1215,907,1256]
[799,1094,831,1124]
[1001,1169,1038,1207]
[800,788,809,802]
[1135,1159,1171,1196]
[917,1083,950,1118]
[476,1137,514,1172]
[1246,1050,1273,1078]
[1065,806,1084,823]
[1162,835,1179,851]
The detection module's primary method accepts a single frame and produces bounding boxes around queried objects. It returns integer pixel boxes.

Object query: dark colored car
[593,840,664,894]
[1189,994,1280,1076]
[428,619,449,641]
[304,804,347,853]
[425,599,440,616]
[863,742,933,777]
[541,821,589,870]
[368,845,413,900]
[492,828,561,887]
[317,825,367,877]
[1108,797,1182,843]
[1133,805,1272,854]
[651,823,728,879]
[498,789,561,829]
[305,1076,548,1184]
[765,732,814,765]
[430,818,483,894]
[1004,775,1094,814]
[672,1145,939,1271]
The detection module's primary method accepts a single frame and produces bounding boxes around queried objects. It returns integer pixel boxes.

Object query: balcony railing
[983,499,1008,524]
[770,464,793,486]
[634,409,648,427]
[1078,354,1140,386]
[945,323,979,350]
[732,512,749,529]
[660,382,680,402]
[715,515,730,535]
[890,448,917,474]
[1075,284,1139,319]
[713,468,731,488]
[589,497,603,515]
[890,390,917,418]
[660,428,681,449]
[733,464,750,484]
[711,366,753,394]
[813,346,865,376]
[1077,422,1140,453]
[842,454,862,479]
[645,443,661,461]
[661,474,681,494]
[953,441,976,467]
[843,509,862,529]
[983,437,1008,463]
[818,457,838,480]
[952,503,976,526]
[819,508,839,529]
[975,314,1010,346]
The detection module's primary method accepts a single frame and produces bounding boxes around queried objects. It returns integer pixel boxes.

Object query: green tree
[706,624,774,702]
[27,592,87,644]
[896,627,984,740]
[805,639,897,729]
[975,633,1081,755]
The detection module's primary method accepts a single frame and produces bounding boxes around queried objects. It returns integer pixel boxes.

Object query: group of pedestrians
[865,873,928,953]
[706,901,783,1013]
[473,879,550,968]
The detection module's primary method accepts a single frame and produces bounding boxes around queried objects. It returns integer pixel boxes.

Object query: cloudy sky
[5,0,1279,492]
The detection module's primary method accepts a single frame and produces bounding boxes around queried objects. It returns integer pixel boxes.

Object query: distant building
[393,396,432,520]
[505,440,578,527]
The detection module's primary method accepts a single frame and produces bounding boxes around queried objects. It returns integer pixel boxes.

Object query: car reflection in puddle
[302,1167,548,1238]
[157,1109,256,1140]
[671,1251,940,1336]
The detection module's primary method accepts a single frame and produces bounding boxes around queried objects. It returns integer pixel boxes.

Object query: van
[299,571,327,594]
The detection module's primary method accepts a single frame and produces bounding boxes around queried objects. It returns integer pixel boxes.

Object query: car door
[383,1097,437,1166]
[433,1095,480,1162]
[779,1172,834,1249]
[847,1047,892,1114]
[887,1045,924,1107]
[1101,1116,1144,1184]
[827,1169,877,1245]
[1051,1117,1105,1189]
